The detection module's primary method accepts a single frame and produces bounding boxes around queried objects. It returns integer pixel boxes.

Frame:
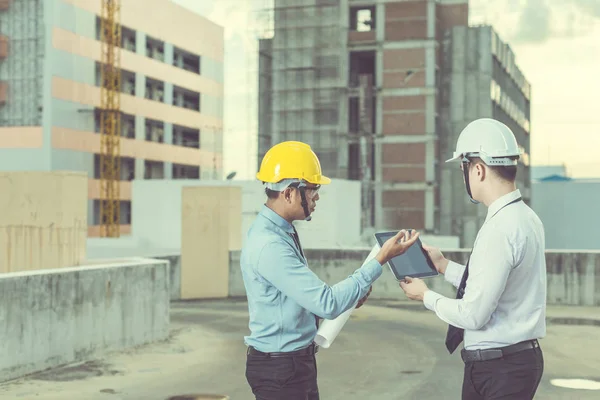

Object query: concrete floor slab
[0,300,599,400]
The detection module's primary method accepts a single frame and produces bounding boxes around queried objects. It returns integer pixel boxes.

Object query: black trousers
[462,346,544,400]
[246,352,319,400]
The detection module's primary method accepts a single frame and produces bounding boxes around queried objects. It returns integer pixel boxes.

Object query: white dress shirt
[423,189,547,350]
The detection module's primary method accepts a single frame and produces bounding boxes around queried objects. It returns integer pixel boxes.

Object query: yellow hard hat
[256,141,331,185]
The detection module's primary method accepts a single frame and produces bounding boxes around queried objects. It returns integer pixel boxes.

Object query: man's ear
[283,187,293,203]
[476,163,486,181]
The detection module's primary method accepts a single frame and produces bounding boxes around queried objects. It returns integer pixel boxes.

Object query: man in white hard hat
[400,118,547,399]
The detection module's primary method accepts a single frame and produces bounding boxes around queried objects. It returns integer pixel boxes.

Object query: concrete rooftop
[1,300,599,400]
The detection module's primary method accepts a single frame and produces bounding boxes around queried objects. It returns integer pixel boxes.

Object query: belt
[247,343,319,358]
[461,339,540,363]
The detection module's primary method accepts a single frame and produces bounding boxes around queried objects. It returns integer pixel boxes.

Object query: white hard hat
[446,118,522,166]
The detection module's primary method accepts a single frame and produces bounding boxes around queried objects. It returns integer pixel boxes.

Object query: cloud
[572,0,600,17]
[470,0,600,44]
[513,0,552,43]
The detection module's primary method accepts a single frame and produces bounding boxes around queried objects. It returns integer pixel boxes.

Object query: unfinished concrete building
[258,0,531,245]
[0,0,224,236]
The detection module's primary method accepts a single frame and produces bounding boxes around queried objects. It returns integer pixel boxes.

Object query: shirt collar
[260,204,295,234]
[485,189,522,223]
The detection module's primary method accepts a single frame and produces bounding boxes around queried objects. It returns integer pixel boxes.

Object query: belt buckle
[462,349,482,362]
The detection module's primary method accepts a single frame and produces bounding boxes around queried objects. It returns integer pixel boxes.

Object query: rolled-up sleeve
[257,242,382,320]
[422,229,513,331]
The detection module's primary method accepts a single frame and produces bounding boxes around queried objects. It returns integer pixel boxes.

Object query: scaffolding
[99,0,121,237]
[256,0,377,229]
[0,0,44,126]
[257,0,347,176]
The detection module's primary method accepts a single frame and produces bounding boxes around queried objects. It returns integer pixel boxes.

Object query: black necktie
[445,196,523,354]
[289,227,304,258]
[445,259,470,354]
[289,227,319,329]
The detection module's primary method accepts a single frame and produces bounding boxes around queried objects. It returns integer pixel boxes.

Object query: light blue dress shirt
[241,205,382,352]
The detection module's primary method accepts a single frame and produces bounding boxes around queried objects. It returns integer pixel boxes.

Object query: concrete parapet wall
[544,250,600,306]
[229,249,600,306]
[155,254,181,300]
[0,258,170,382]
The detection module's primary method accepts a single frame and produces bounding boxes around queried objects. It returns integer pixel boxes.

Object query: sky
[173,0,600,179]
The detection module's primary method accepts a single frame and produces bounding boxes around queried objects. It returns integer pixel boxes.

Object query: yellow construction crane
[99,0,121,237]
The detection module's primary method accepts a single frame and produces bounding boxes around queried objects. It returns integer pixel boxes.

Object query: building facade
[258,0,531,246]
[258,0,469,234]
[0,0,224,236]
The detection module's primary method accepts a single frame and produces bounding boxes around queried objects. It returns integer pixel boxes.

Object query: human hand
[376,230,420,265]
[422,244,449,275]
[399,277,429,301]
[356,286,372,309]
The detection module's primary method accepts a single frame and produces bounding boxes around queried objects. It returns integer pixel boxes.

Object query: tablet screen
[374,231,438,280]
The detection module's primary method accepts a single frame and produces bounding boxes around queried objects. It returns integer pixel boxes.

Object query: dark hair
[265,188,280,199]
[469,156,519,182]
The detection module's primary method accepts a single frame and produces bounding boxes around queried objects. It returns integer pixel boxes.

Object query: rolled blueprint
[314,243,381,349]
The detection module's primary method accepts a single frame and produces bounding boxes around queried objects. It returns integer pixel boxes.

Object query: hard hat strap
[288,181,313,221]
[298,186,312,222]
[462,156,480,205]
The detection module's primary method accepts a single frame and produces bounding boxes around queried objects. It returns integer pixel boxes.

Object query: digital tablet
[373,231,439,281]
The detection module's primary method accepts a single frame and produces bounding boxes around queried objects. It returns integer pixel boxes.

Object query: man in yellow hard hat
[241,141,420,399]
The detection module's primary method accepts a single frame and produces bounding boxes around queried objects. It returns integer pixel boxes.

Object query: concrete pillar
[135,116,145,180]
[164,43,174,66]
[136,74,146,99]
[0,172,87,272]
[164,44,175,106]
[164,123,173,179]
[135,31,146,57]
[164,82,173,106]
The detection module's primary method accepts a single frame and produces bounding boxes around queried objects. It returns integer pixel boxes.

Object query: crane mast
[99,0,122,237]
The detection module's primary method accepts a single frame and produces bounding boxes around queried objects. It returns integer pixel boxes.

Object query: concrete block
[0,258,169,382]
[0,171,87,273]
[181,186,241,299]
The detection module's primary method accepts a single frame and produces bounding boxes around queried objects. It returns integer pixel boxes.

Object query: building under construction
[258,0,531,246]
[0,0,224,236]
